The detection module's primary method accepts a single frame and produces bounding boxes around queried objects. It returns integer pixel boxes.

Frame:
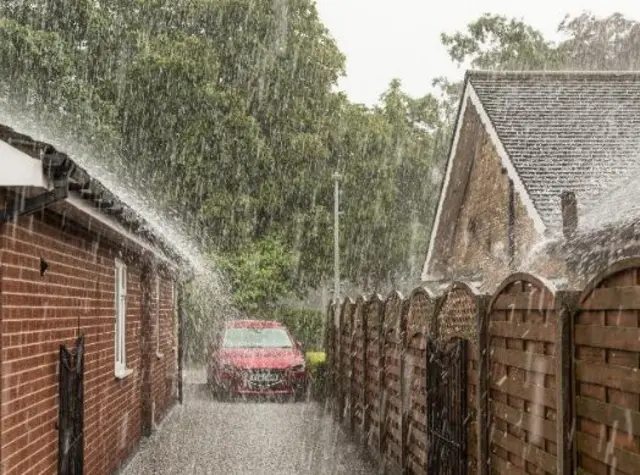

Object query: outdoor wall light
[40,257,49,277]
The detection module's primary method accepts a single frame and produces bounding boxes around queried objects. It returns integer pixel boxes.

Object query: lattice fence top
[353,296,367,328]
[383,291,404,336]
[340,298,355,331]
[437,282,479,343]
[407,288,434,338]
[366,293,384,331]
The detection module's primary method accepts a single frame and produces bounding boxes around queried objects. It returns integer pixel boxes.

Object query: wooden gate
[426,336,468,475]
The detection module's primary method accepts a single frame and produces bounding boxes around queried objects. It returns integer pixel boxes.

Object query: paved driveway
[122,372,376,475]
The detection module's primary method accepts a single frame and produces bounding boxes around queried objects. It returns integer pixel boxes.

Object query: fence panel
[404,288,434,475]
[575,259,640,475]
[488,274,558,475]
[365,294,384,455]
[437,283,482,475]
[339,298,355,424]
[381,291,405,474]
[352,296,368,439]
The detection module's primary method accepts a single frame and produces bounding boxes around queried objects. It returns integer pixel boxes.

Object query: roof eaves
[1,124,187,269]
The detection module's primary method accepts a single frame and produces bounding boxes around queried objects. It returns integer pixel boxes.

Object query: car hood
[217,348,304,369]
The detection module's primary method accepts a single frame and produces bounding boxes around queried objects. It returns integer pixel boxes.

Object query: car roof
[225,319,285,329]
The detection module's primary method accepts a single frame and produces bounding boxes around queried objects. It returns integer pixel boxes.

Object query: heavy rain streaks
[122,370,376,475]
[3,1,640,475]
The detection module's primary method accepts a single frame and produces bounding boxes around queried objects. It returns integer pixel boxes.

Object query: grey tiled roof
[580,170,640,232]
[469,71,640,233]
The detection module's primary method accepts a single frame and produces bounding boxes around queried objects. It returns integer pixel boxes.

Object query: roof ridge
[467,69,640,79]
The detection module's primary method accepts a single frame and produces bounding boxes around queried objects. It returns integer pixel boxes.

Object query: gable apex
[422,79,544,282]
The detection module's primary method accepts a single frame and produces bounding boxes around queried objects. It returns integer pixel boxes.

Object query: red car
[207,320,308,400]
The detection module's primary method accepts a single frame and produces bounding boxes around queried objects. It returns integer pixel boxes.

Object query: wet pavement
[122,370,377,475]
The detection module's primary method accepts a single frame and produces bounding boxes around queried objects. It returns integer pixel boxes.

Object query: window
[115,259,128,377]
[172,281,178,350]
[156,276,162,357]
[222,328,293,349]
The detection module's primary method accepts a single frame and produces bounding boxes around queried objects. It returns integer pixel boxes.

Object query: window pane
[115,261,127,370]
[156,277,161,352]
[222,328,293,348]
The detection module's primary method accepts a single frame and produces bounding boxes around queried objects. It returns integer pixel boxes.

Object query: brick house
[422,71,640,292]
[0,123,185,474]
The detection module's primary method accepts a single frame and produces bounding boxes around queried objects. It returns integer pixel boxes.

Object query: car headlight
[291,363,305,372]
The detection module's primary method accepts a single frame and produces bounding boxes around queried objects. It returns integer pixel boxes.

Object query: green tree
[441,12,640,71]
[440,14,557,70]
[218,236,296,313]
[556,12,640,70]
[0,0,448,329]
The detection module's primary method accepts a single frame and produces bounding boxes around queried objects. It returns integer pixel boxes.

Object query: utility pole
[332,172,342,305]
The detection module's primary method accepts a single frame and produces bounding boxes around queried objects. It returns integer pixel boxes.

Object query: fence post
[376,300,385,459]
[325,301,335,403]
[400,298,410,475]
[555,291,579,475]
[476,294,490,475]
[348,306,356,434]
[337,302,347,423]
[332,301,341,416]
[362,301,370,445]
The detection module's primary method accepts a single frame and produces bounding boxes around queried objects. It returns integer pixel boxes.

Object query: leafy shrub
[271,306,325,351]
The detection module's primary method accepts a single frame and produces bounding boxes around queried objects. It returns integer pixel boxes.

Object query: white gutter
[1,138,176,268]
[63,195,177,269]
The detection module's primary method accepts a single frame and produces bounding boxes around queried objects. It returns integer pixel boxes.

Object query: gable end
[422,81,546,282]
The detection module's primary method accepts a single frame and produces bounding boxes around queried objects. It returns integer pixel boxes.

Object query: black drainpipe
[176,276,192,405]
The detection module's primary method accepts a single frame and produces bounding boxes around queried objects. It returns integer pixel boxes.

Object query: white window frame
[115,259,130,378]
[156,276,163,358]
[172,281,178,345]
[173,282,178,346]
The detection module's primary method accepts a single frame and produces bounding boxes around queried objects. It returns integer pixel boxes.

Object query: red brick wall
[0,210,178,475]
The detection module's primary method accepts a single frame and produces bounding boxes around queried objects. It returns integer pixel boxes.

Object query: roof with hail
[468,70,640,233]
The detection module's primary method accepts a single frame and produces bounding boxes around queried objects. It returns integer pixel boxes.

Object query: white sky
[315,0,640,105]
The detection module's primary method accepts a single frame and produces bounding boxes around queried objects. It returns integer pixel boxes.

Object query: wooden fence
[325,258,640,475]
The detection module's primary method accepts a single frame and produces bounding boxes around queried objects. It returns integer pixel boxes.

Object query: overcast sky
[315,0,640,105]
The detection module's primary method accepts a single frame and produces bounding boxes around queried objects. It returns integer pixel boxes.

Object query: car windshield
[222,328,293,349]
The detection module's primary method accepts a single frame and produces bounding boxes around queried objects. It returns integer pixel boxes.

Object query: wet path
[122,371,376,475]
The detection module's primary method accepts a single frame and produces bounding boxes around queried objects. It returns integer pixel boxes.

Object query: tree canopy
[441,12,640,71]
[1,4,638,317]
[0,0,448,301]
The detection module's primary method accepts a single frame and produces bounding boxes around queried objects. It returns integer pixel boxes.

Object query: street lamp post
[332,172,342,306]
